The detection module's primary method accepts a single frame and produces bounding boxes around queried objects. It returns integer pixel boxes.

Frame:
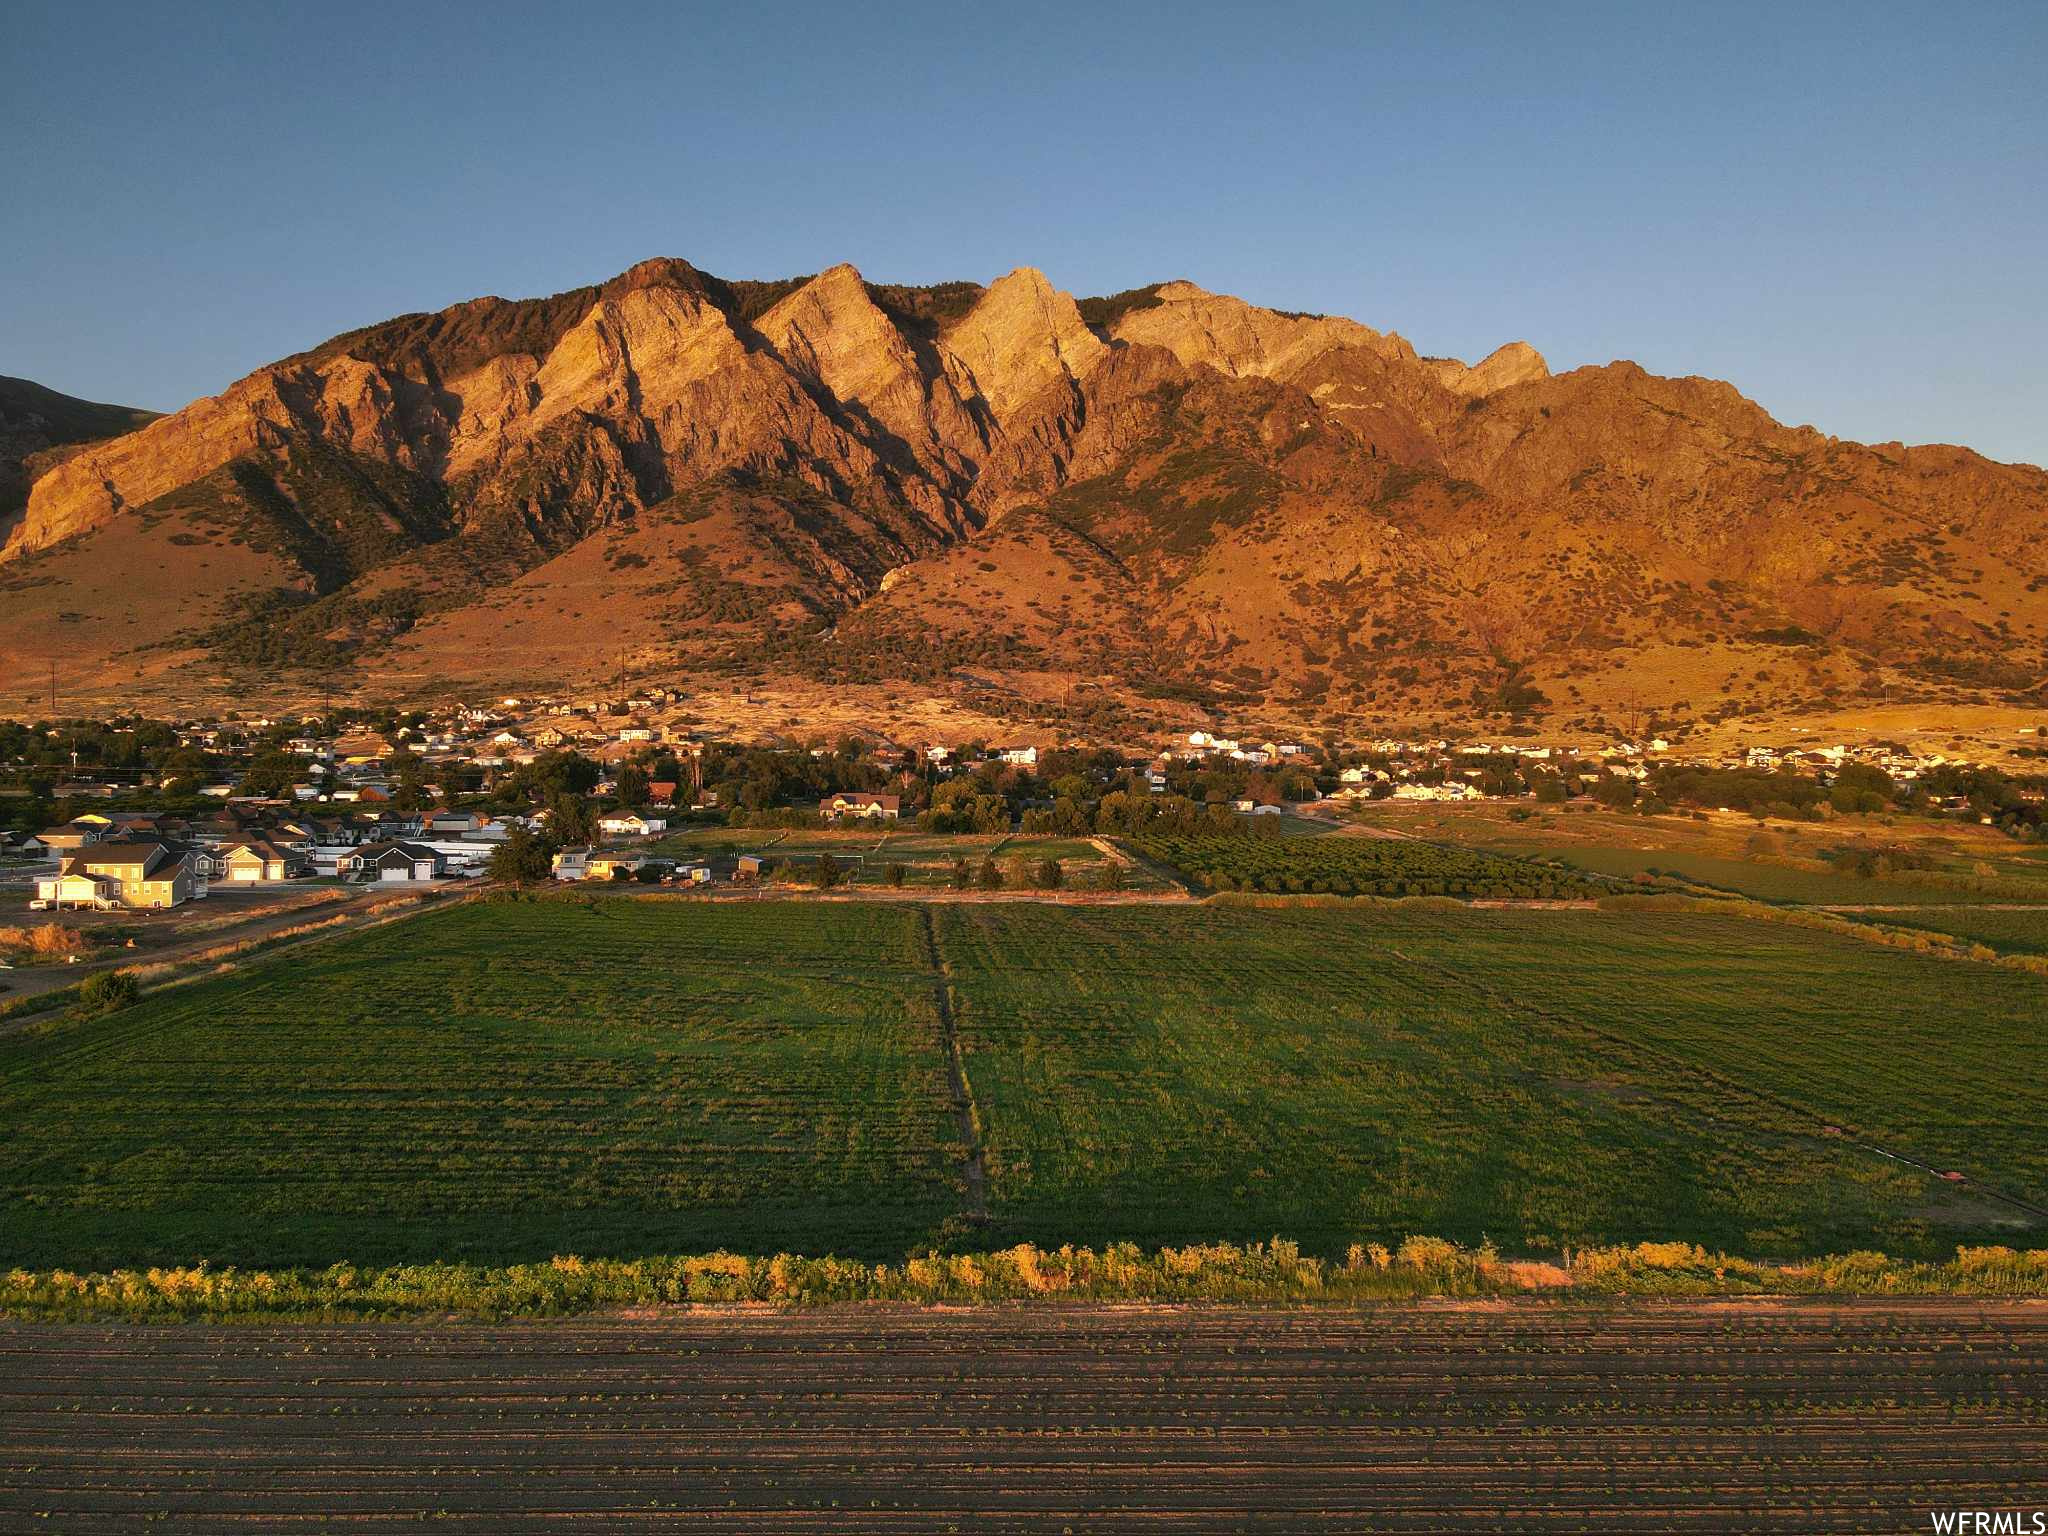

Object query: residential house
[36,843,194,910]
[817,792,900,822]
[54,780,117,800]
[278,815,354,847]
[218,840,309,882]
[1392,782,1482,802]
[426,810,494,840]
[343,841,445,882]
[35,821,105,853]
[597,811,667,837]
[647,781,679,807]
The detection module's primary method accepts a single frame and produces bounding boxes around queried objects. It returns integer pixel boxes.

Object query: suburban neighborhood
[1,692,2041,925]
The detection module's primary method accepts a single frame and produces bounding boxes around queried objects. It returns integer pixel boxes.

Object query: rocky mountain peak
[1108,281,1398,380]
[1433,340,1551,398]
[941,268,1105,425]
[754,263,955,448]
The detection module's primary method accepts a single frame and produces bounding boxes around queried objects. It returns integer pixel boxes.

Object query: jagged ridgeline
[3,257,2044,718]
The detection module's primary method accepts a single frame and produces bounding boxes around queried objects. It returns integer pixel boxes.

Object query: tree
[489,826,556,884]
[1098,860,1126,892]
[978,857,1003,890]
[548,792,596,845]
[77,970,139,1016]
[615,764,650,809]
[1035,857,1063,890]
[884,862,907,888]
[814,853,842,889]
[239,750,297,799]
[1589,774,1637,810]
[950,856,972,891]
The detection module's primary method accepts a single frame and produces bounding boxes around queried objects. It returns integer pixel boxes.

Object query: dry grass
[3,1237,2044,1321]
[0,923,90,959]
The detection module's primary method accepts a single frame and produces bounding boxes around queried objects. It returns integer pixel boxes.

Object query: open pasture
[1845,904,2048,956]
[3,1304,2042,1533]
[1,897,2043,1269]
[1384,802,2048,907]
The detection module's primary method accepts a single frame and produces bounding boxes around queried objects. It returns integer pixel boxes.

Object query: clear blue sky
[6,0,2043,465]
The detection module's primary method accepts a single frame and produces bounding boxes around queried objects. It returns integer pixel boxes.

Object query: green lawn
[2,898,2042,1269]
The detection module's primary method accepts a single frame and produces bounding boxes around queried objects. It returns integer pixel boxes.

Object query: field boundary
[916,906,987,1227]
[3,1237,2044,1321]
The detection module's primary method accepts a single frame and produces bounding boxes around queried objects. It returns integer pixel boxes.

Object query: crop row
[1131,834,1606,899]
[2,1305,2042,1532]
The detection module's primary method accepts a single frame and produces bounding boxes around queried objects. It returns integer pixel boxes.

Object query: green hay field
[1,897,2041,1269]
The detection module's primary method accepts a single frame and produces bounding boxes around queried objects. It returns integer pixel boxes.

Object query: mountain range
[3,258,2044,741]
